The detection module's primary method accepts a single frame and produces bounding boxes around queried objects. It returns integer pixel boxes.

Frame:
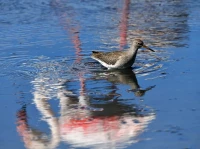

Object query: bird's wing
[92,51,124,65]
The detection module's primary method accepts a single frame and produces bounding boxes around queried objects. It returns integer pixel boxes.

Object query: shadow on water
[0,0,193,148]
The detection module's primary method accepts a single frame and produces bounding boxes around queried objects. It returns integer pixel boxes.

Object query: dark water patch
[0,0,53,24]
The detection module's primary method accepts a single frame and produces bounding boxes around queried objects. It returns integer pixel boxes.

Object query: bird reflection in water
[93,68,155,97]
[16,68,155,149]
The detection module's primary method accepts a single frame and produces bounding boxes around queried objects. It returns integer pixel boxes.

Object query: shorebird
[91,39,154,69]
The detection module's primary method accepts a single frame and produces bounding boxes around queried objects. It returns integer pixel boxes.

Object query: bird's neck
[128,44,139,56]
[129,43,138,52]
[127,44,139,64]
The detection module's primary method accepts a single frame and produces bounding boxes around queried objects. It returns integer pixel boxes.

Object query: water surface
[0,0,200,149]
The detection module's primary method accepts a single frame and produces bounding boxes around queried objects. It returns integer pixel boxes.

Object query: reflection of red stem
[16,106,31,147]
[51,1,82,63]
[119,0,130,50]
[72,30,82,63]
[79,73,85,96]
[52,0,85,94]
[60,17,82,63]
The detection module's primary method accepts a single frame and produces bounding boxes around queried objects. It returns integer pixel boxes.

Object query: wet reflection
[0,0,189,52]
[16,69,155,149]
[5,0,192,149]
[119,0,130,50]
[127,0,189,47]
[16,104,60,149]
[93,69,155,97]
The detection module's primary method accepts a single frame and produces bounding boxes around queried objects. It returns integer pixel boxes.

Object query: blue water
[0,0,200,149]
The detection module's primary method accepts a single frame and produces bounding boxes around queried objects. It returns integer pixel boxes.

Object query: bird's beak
[143,44,155,52]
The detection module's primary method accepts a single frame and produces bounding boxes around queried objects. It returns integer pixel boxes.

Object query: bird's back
[91,51,125,65]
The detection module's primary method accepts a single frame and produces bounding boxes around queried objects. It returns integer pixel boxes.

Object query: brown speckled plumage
[92,51,125,65]
[91,39,154,69]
